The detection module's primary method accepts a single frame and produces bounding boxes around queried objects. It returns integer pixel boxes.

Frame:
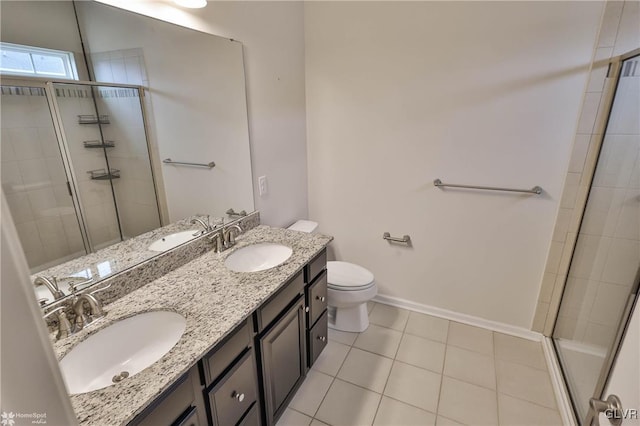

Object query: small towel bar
[383,232,411,243]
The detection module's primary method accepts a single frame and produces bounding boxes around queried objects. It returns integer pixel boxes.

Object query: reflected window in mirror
[0,42,79,80]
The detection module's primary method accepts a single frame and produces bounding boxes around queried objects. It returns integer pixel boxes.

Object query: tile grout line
[434,319,452,420]
[493,331,501,425]
[370,309,411,424]
[310,332,357,424]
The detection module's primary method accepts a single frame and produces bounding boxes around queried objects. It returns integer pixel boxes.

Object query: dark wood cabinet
[127,248,329,426]
[207,349,259,426]
[257,296,307,426]
[129,365,205,426]
[304,249,328,369]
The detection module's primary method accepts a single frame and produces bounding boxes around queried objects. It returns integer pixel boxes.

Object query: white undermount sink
[148,230,199,252]
[59,311,186,395]
[225,243,293,273]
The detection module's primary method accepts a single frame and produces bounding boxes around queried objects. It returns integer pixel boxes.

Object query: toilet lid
[327,261,375,291]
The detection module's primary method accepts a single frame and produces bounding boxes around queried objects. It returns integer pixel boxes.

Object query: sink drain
[112,371,130,383]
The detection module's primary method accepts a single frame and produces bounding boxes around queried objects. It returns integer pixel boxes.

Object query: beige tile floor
[277,302,563,426]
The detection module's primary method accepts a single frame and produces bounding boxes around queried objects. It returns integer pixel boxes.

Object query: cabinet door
[259,296,306,425]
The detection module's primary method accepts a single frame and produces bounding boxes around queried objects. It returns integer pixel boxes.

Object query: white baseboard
[541,337,577,426]
[373,294,543,342]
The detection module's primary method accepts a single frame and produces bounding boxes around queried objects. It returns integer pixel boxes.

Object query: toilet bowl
[287,220,378,332]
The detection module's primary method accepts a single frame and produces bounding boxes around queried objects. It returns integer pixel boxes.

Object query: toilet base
[328,303,370,332]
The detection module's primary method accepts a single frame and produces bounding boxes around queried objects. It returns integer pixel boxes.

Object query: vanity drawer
[306,270,327,328]
[308,310,328,368]
[173,406,201,426]
[255,271,304,332]
[305,249,327,284]
[202,319,252,387]
[237,402,260,426]
[130,366,196,426]
[208,350,258,426]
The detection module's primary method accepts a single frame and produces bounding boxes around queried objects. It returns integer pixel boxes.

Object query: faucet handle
[43,306,74,340]
[43,305,66,319]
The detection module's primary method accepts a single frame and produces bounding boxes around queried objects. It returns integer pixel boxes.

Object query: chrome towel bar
[433,179,542,195]
[163,158,215,169]
[383,232,411,243]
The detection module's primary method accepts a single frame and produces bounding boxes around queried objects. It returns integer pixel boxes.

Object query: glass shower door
[1,83,88,272]
[553,54,640,420]
[53,82,122,250]
[53,82,161,249]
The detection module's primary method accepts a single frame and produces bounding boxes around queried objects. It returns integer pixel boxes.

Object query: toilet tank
[287,220,318,233]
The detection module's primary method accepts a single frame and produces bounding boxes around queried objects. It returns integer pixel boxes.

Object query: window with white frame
[0,42,79,80]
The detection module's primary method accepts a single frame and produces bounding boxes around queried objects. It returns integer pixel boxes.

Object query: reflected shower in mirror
[0,0,255,303]
[1,80,161,272]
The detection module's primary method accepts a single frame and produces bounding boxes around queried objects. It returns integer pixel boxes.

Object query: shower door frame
[1,76,160,256]
[550,46,640,424]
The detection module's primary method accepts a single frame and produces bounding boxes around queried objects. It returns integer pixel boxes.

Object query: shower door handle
[585,394,623,426]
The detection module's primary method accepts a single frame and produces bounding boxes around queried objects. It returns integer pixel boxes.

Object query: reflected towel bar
[163,158,215,169]
[383,232,411,243]
[433,179,542,195]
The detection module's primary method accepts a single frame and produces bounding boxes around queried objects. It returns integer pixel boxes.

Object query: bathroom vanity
[50,225,332,426]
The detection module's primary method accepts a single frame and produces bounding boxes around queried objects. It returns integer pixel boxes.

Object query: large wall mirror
[0,1,254,302]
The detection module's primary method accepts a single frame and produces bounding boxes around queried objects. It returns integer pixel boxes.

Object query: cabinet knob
[232,391,245,402]
[305,306,310,313]
[318,336,326,342]
[316,295,326,302]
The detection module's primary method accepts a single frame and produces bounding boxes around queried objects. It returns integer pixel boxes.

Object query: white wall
[305,1,604,328]
[0,1,90,80]
[95,0,308,228]
[0,193,78,425]
[76,2,254,222]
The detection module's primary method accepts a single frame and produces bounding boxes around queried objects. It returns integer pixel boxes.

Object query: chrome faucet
[208,223,243,253]
[209,227,225,253]
[34,276,65,300]
[190,216,211,235]
[43,306,74,340]
[72,293,104,330]
[224,224,243,249]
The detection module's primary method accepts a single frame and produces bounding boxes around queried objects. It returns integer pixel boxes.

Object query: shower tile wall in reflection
[95,86,160,238]
[88,49,161,238]
[1,87,86,271]
[54,87,122,249]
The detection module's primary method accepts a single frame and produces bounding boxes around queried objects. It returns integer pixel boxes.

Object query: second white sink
[225,243,293,273]
[59,311,186,395]
[148,230,199,252]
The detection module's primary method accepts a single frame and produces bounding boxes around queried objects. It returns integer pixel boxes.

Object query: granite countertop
[51,225,332,426]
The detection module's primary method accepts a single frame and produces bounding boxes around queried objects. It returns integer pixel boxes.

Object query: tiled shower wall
[54,86,122,249]
[89,48,161,238]
[533,0,640,335]
[0,87,86,271]
[554,65,640,350]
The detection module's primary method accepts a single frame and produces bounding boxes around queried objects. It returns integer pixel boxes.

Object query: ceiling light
[174,0,207,8]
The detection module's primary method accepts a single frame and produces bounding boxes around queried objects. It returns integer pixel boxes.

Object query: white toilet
[288,220,377,332]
